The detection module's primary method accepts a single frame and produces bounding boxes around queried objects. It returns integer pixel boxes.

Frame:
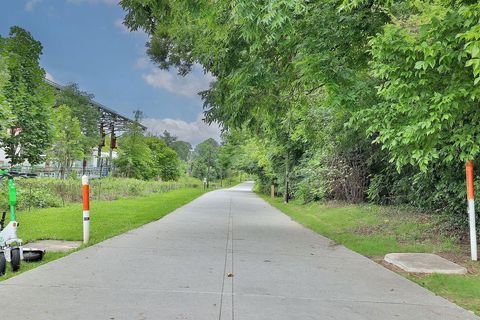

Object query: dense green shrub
[17,188,63,210]
[115,125,181,181]
[366,160,477,232]
[290,152,328,204]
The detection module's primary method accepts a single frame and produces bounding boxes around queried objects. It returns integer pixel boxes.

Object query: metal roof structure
[45,78,146,131]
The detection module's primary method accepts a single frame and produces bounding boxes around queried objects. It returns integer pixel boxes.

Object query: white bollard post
[82,175,90,244]
[466,161,477,261]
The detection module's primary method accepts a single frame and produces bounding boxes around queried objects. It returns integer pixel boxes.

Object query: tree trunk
[97,145,102,167]
[8,128,15,167]
[206,149,211,188]
[207,164,210,188]
[284,151,289,203]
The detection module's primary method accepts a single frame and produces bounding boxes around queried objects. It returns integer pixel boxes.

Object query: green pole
[8,178,17,221]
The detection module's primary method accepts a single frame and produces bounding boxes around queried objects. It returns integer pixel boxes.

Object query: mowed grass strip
[18,187,207,243]
[0,187,207,281]
[261,196,457,256]
[413,273,480,315]
[260,194,480,315]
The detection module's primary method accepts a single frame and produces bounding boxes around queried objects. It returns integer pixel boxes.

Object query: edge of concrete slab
[384,253,468,275]
[24,240,83,253]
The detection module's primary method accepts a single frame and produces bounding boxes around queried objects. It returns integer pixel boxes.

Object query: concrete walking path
[0,182,477,319]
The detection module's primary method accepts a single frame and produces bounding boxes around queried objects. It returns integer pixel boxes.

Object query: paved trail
[0,182,477,319]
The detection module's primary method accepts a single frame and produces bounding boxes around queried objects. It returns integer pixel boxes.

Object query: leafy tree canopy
[115,122,153,180]
[1,26,54,165]
[191,138,220,180]
[116,123,181,181]
[48,104,84,178]
[145,136,180,181]
[159,130,177,147]
[171,140,192,162]
[354,1,480,171]
[119,1,480,226]
[56,83,100,153]
[0,40,14,140]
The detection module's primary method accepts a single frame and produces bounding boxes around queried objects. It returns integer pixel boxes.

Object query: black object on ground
[11,248,20,271]
[23,249,45,262]
[0,252,5,275]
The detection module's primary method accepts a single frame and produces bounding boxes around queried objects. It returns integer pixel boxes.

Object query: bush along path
[0,186,208,281]
[261,195,480,316]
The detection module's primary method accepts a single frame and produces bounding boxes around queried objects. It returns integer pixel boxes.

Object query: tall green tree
[2,26,54,165]
[49,105,84,178]
[0,39,14,139]
[356,1,480,171]
[115,122,153,180]
[171,140,192,162]
[219,130,275,187]
[56,83,100,156]
[192,138,220,186]
[145,136,180,181]
[160,130,177,147]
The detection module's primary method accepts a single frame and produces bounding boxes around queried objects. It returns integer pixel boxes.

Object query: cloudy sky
[0,0,220,145]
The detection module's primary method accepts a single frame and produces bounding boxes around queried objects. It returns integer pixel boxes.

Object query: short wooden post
[271,184,275,199]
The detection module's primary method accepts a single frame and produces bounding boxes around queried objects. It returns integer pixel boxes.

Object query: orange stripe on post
[82,185,90,210]
[466,160,475,200]
[82,175,90,244]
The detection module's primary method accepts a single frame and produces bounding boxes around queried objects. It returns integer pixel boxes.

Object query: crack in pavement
[218,198,233,320]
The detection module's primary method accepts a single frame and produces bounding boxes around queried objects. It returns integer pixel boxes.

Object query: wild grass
[0,176,202,211]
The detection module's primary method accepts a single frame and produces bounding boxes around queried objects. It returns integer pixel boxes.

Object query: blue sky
[0,0,219,145]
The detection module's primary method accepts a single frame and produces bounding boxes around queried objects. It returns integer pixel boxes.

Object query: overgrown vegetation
[119,0,480,232]
[114,114,181,181]
[0,176,202,211]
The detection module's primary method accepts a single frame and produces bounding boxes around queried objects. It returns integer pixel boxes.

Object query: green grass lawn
[261,194,480,315]
[1,187,207,280]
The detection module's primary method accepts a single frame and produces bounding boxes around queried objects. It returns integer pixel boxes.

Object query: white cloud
[114,19,127,31]
[25,0,42,11]
[45,72,56,82]
[142,66,215,98]
[142,113,221,146]
[134,57,150,70]
[67,0,118,5]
